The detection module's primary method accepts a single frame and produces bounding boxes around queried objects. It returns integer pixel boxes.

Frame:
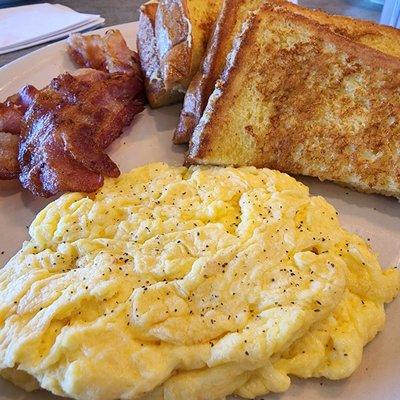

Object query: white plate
[0,21,399,400]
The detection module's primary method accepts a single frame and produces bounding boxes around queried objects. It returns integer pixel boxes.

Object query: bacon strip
[0,85,38,179]
[68,29,143,76]
[1,30,145,195]
[0,132,20,180]
[18,69,144,197]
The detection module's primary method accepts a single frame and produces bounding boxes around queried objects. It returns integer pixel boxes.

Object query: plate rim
[0,18,399,400]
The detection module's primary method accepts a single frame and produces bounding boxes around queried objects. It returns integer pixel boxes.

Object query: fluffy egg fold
[0,163,398,400]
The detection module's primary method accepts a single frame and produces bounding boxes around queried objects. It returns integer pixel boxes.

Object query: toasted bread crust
[138,0,222,108]
[174,0,263,144]
[137,1,184,107]
[155,0,192,91]
[173,0,259,144]
[272,0,400,58]
[176,0,400,144]
[187,5,400,197]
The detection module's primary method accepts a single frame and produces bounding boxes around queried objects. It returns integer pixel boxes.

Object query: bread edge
[173,0,246,144]
[179,0,400,143]
[186,4,400,197]
[137,1,184,108]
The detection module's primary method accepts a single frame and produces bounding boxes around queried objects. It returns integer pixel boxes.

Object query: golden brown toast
[137,0,222,108]
[174,0,400,143]
[186,4,400,197]
[137,1,183,108]
[174,0,263,142]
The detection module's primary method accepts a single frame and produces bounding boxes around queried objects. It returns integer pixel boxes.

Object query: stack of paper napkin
[0,3,104,55]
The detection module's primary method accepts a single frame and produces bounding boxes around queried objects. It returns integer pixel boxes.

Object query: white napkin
[0,3,105,55]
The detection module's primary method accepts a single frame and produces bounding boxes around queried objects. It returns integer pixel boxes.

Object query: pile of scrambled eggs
[0,163,398,400]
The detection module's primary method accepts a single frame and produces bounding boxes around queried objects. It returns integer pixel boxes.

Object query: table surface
[0,0,383,67]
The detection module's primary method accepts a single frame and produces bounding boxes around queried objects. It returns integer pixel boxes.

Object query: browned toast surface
[155,0,222,91]
[275,0,400,57]
[137,1,184,107]
[174,0,400,144]
[174,0,263,143]
[154,0,191,92]
[187,5,400,197]
[138,0,222,108]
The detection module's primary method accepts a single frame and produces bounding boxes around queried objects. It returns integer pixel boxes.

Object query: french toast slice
[174,0,400,143]
[137,1,183,107]
[137,0,222,108]
[186,4,400,197]
[174,0,263,142]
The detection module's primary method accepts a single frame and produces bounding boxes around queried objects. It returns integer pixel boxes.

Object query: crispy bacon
[0,132,20,180]
[0,85,38,179]
[68,30,143,76]
[1,30,145,195]
[0,85,37,135]
[0,104,22,135]
[18,68,144,197]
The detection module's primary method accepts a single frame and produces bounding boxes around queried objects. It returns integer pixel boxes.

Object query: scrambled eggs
[0,163,398,400]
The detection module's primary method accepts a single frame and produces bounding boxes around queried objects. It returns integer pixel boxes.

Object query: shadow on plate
[0,377,63,400]
[0,179,21,198]
[299,176,399,219]
[147,104,181,132]
[0,177,57,214]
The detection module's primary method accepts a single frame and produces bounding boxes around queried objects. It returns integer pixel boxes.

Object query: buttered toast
[137,0,222,108]
[186,4,400,197]
[174,0,263,143]
[174,0,400,143]
[137,1,183,108]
